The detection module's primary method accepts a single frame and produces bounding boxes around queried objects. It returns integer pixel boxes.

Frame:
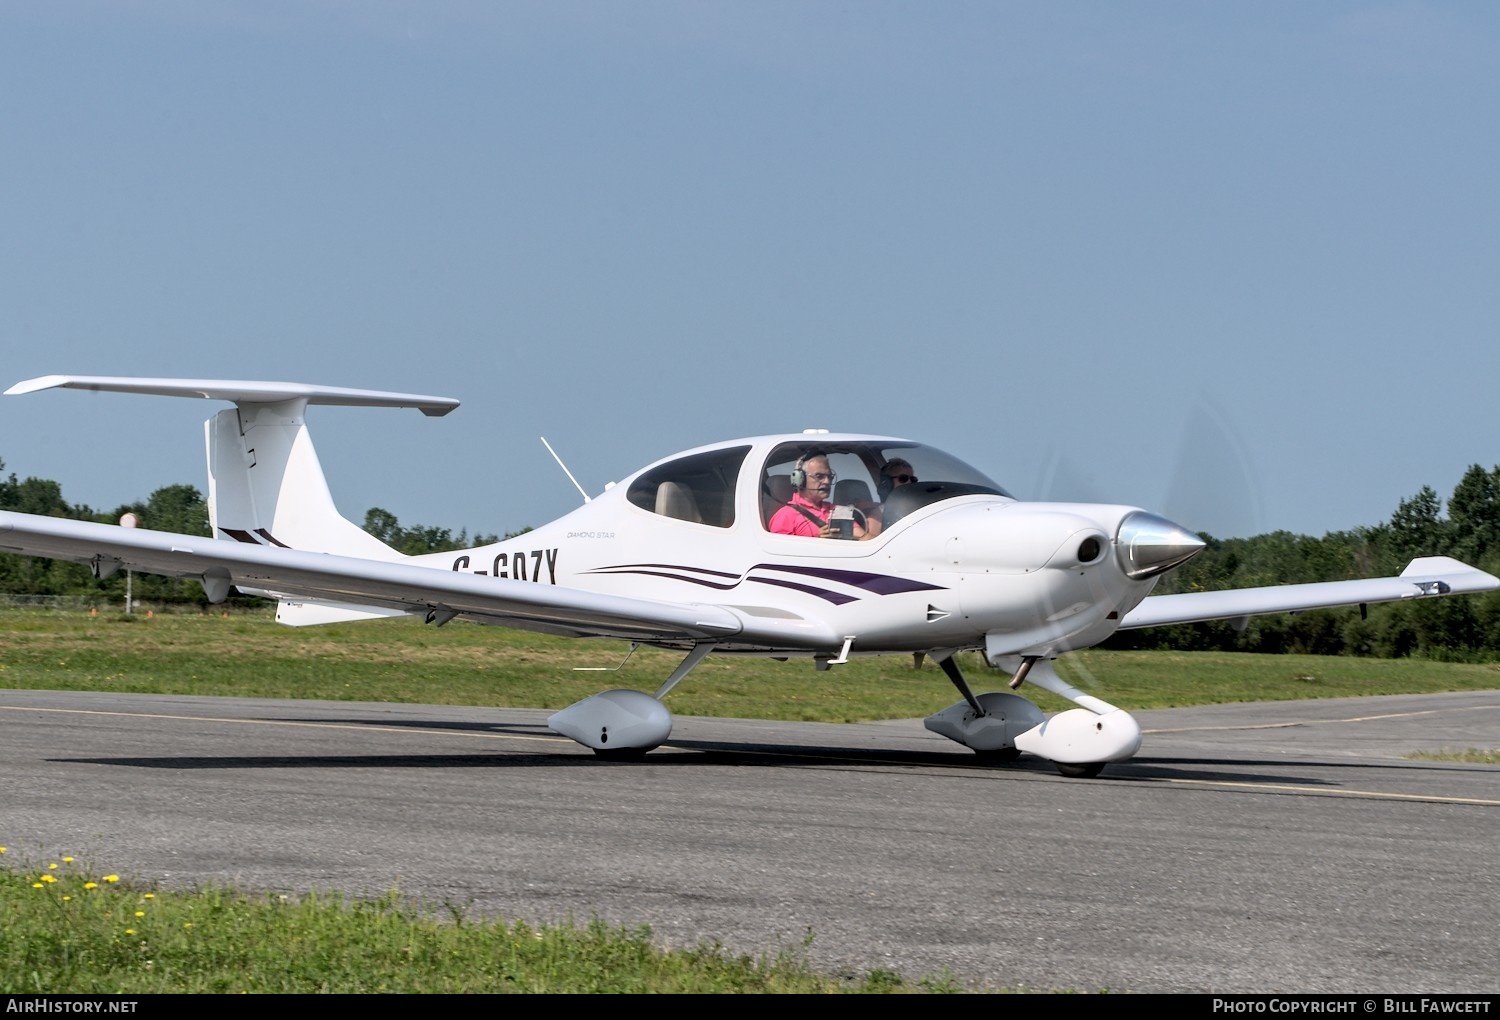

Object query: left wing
[0,511,809,645]
[1119,556,1499,630]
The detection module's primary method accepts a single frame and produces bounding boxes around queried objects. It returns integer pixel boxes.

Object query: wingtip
[4,375,71,396]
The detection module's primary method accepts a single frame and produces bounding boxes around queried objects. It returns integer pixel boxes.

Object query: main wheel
[593,746,649,762]
[974,747,1022,763]
[1054,761,1105,779]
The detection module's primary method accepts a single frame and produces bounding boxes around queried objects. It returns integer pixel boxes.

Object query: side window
[625,446,751,528]
[762,444,882,528]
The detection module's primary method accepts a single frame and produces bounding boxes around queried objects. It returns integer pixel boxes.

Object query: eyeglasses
[805,472,836,483]
[883,474,917,484]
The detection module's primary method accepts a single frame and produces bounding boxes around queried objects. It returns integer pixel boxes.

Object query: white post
[119,513,139,614]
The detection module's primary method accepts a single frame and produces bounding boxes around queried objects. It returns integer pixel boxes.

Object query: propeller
[1026,392,1265,692]
[1033,392,1265,543]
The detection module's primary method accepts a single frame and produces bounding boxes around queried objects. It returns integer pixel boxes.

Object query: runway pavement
[2,687,1497,993]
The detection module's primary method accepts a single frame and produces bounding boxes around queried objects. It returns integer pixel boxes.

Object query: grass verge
[2,607,1499,718]
[0,852,959,993]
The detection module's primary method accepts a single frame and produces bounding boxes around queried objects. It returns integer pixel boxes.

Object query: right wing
[1118,556,1499,630]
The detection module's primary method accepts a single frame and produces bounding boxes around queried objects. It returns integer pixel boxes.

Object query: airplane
[2,374,1496,777]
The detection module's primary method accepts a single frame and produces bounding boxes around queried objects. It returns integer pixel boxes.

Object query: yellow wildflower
[32,883,43,889]
[41,874,57,884]
[125,929,135,936]
[103,875,119,883]
[48,862,58,870]
[62,896,72,902]
[84,882,98,890]
[143,893,154,899]
[62,857,73,863]
[135,911,145,918]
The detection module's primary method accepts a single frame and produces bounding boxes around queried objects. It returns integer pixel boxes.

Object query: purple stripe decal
[750,563,945,595]
[584,559,946,604]
[587,566,859,605]
[589,562,742,580]
[747,577,859,605]
[593,569,741,591]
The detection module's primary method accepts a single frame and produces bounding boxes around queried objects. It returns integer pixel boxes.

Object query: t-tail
[5,375,459,624]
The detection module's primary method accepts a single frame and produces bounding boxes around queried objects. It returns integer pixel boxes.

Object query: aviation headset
[789,451,834,490]
[876,460,916,500]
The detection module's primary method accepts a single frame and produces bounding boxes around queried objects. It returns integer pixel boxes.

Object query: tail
[6,375,459,623]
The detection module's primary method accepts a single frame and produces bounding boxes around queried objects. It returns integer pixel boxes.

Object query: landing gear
[923,654,1045,759]
[923,652,1142,777]
[592,746,648,762]
[974,747,1022,763]
[548,644,716,757]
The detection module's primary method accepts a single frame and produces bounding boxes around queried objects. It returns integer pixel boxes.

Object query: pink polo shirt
[768,492,832,537]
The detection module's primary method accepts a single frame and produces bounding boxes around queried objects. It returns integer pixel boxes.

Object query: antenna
[540,436,591,503]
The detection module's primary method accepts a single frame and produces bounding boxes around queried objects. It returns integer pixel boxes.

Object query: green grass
[3,605,1497,993]
[0,854,955,994]
[3,606,1499,719]
[1406,748,1500,764]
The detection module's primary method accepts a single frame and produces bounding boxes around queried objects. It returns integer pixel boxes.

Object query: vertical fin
[7,376,462,618]
[206,399,398,559]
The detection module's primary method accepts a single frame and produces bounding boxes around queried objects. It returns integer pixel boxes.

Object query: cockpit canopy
[625,439,1011,530]
[761,441,1011,529]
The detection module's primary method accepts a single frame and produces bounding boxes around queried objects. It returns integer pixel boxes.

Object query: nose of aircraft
[1115,511,1207,579]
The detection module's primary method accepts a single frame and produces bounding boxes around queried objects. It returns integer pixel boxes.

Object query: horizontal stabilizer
[5,375,459,416]
[275,599,410,627]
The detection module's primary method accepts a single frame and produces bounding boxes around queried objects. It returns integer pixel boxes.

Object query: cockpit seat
[655,481,704,524]
[762,474,793,525]
[833,479,874,506]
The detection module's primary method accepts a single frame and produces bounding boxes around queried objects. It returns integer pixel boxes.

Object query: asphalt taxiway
[2,688,1497,993]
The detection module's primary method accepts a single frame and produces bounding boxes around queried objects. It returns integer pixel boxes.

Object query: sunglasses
[883,474,917,484]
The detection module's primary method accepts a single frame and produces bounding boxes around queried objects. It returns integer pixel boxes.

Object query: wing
[1119,556,1499,630]
[0,511,755,645]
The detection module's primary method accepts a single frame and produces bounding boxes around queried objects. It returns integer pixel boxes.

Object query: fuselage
[418,433,1204,660]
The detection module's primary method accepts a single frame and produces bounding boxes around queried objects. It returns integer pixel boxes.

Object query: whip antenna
[540,436,591,503]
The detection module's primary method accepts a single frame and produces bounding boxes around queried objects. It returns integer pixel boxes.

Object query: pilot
[768,453,876,540]
[876,458,918,500]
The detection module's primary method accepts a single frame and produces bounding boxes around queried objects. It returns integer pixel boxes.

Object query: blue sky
[2,1,1496,543]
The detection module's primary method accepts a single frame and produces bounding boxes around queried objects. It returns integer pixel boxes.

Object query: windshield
[760,441,1011,530]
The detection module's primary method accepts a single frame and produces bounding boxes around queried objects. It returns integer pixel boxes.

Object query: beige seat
[762,474,793,525]
[833,479,873,505]
[655,481,704,524]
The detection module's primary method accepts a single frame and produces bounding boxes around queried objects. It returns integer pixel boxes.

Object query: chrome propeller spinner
[1116,511,1207,580]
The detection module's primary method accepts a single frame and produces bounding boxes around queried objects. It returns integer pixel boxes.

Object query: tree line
[1107,465,1500,661]
[3,458,1499,660]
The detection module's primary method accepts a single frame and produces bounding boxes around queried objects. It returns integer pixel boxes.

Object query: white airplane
[3,375,1496,777]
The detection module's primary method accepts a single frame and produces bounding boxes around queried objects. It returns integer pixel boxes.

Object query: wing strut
[937,654,984,716]
[652,643,715,700]
[940,652,1042,715]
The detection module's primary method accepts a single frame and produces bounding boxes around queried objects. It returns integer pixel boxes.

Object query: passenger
[767,454,876,540]
[858,457,919,534]
[876,458,918,500]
